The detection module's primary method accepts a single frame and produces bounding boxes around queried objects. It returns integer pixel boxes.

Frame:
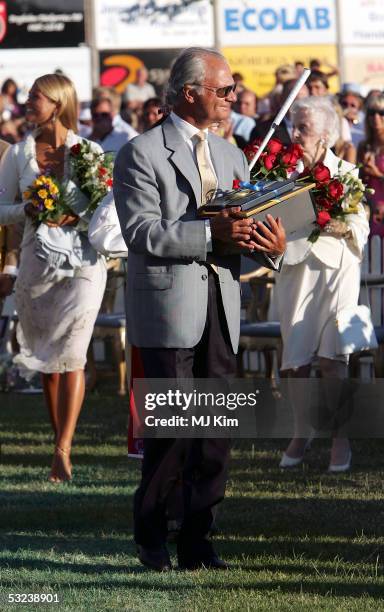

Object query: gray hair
[291,96,340,147]
[165,47,225,106]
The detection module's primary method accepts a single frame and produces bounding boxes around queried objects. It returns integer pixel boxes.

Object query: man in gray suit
[114,47,286,571]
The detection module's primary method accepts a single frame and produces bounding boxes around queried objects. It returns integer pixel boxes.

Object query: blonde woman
[0,74,107,482]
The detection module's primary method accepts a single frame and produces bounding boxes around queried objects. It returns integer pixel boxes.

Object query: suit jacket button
[201,273,208,280]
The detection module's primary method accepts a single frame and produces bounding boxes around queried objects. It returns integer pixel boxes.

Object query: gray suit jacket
[114,116,278,353]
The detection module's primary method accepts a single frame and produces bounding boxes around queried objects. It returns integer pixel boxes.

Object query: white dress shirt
[170,111,216,250]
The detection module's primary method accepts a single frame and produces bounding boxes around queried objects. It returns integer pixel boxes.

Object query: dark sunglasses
[193,82,237,98]
[367,108,384,117]
[92,112,111,120]
[340,101,359,109]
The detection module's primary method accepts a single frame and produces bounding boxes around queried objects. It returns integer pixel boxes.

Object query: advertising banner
[95,0,214,50]
[339,0,384,46]
[219,0,337,47]
[343,47,384,94]
[99,49,181,96]
[223,44,339,96]
[0,47,92,102]
[0,0,85,48]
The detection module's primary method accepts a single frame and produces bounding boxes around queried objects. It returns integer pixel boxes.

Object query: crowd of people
[0,48,383,570]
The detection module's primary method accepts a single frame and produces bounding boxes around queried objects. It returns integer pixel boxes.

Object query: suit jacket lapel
[162,117,202,207]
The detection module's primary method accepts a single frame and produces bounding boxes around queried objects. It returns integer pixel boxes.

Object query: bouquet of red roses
[297,160,370,242]
[243,137,304,182]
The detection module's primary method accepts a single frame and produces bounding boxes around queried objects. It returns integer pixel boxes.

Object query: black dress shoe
[177,537,229,570]
[137,544,172,571]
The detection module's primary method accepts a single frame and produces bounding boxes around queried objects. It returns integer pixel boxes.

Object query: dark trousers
[134,268,236,547]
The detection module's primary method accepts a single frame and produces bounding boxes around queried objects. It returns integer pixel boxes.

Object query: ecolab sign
[220,0,336,46]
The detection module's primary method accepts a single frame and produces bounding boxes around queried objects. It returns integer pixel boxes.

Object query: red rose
[280,150,299,166]
[243,146,257,161]
[317,210,331,227]
[267,138,283,154]
[288,143,304,159]
[317,197,333,210]
[106,178,113,187]
[264,153,277,171]
[312,162,331,184]
[232,179,241,189]
[327,179,344,200]
[71,143,81,156]
[98,166,107,176]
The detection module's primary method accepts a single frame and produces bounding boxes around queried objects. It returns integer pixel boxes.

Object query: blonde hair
[33,74,78,132]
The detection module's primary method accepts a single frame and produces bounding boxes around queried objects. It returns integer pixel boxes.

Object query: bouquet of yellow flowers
[23,174,72,224]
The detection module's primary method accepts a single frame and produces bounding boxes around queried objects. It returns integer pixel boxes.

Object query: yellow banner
[222,45,339,97]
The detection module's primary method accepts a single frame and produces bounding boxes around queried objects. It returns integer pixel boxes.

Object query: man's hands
[251,215,286,257]
[0,274,15,298]
[210,208,286,257]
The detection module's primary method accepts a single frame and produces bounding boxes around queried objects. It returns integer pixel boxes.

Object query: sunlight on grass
[0,392,383,611]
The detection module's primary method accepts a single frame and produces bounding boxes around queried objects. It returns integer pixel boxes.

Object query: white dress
[0,130,107,377]
[275,149,370,370]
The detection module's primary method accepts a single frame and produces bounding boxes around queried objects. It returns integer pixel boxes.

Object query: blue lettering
[281,8,311,30]
[225,9,239,31]
[315,7,330,29]
[259,9,278,31]
[242,8,257,31]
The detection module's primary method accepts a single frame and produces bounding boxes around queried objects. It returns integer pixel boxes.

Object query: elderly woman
[276,96,369,472]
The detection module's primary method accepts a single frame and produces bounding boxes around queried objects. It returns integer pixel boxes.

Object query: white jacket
[284,149,369,269]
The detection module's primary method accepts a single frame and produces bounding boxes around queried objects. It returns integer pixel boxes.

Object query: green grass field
[1,390,384,611]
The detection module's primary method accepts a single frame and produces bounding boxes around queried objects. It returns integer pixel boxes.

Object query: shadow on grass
[0,572,383,599]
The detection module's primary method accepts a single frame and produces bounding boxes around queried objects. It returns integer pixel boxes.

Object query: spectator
[231,88,258,147]
[89,97,136,154]
[235,89,258,120]
[294,61,305,77]
[140,97,165,132]
[258,64,297,117]
[338,86,365,149]
[123,66,156,112]
[357,93,384,225]
[93,86,138,139]
[1,78,22,118]
[78,104,92,138]
[249,79,309,146]
[309,58,339,80]
[308,71,354,162]
[232,71,245,94]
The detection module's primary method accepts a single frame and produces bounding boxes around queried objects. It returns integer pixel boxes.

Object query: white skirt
[14,241,107,378]
[275,249,361,370]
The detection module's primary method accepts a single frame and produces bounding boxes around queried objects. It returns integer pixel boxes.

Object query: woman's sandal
[48,446,72,483]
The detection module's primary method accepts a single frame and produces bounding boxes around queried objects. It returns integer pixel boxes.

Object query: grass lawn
[0,389,384,611]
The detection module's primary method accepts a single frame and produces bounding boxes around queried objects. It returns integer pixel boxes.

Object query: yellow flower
[44,199,54,210]
[49,184,59,195]
[34,178,43,187]
[31,199,40,207]
[38,189,48,199]
[23,190,31,199]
